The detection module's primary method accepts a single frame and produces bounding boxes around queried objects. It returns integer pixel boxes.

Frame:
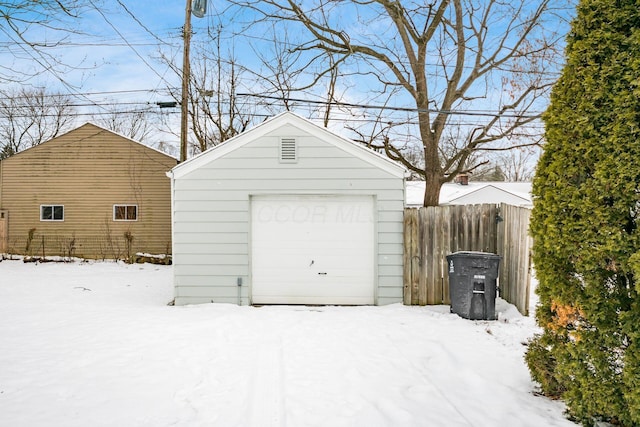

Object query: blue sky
[0,0,576,160]
[2,1,202,110]
[0,0,236,150]
[1,1,575,101]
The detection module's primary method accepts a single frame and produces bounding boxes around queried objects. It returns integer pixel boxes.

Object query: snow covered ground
[0,259,575,427]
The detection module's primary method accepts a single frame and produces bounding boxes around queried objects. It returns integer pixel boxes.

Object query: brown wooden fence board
[418,208,428,304]
[403,208,418,305]
[404,203,532,314]
[439,207,450,303]
[497,204,532,315]
[432,207,442,304]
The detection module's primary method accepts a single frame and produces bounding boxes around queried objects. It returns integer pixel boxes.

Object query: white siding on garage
[171,115,405,305]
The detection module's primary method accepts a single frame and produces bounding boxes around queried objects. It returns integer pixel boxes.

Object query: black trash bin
[446,251,501,320]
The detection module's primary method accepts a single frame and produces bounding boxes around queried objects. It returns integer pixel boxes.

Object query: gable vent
[280,138,297,163]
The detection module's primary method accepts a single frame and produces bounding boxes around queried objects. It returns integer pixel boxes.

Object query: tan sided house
[0,123,177,259]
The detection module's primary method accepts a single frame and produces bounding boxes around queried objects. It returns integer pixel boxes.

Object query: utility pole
[180,0,193,163]
[180,0,207,162]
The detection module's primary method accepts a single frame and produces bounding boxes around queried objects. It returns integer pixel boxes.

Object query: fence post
[403,208,419,305]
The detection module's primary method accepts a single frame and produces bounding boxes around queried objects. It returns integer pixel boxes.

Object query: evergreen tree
[526,0,640,425]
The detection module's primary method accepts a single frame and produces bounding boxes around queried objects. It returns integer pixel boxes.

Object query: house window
[114,205,138,221]
[41,205,64,221]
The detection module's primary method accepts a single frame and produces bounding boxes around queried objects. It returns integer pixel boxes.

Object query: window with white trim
[113,205,138,221]
[41,205,64,221]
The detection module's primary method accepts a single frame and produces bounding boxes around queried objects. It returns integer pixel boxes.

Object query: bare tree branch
[159,28,262,155]
[227,0,569,205]
[0,1,90,85]
[91,107,155,143]
[0,86,76,158]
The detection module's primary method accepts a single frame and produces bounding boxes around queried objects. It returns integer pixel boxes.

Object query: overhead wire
[114,0,176,48]
[0,3,551,136]
[0,85,546,121]
[0,87,546,132]
[187,23,565,78]
[0,88,177,100]
[86,0,176,97]
[235,93,546,119]
[0,25,564,79]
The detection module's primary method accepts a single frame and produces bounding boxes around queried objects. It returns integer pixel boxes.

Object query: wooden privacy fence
[403,203,532,315]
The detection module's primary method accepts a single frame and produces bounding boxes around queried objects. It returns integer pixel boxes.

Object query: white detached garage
[168,112,407,306]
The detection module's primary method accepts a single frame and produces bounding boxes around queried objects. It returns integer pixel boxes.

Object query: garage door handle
[318,272,327,275]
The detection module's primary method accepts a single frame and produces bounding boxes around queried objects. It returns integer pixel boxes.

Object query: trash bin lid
[446,252,502,271]
[446,251,501,259]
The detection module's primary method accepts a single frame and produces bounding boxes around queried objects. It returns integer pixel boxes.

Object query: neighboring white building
[168,112,407,306]
[406,181,533,208]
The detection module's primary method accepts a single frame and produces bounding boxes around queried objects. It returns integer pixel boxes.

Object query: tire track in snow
[248,336,286,427]
[384,329,476,427]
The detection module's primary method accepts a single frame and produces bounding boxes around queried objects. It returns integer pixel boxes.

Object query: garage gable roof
[169,111,407,179]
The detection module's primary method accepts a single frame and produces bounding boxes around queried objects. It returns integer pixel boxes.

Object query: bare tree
[91,107,155,143]
[496,146,539,182]
[230,0,569,206]
[448,144,539,182]
[159,26,259,155]
[246,25,305,113]
[243,24,353,127]
[0,87,75,158]
[0,1,90,85]
[470,164,506,182]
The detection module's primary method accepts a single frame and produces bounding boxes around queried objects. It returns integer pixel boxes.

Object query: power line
[236,93,545,119]
[0,41,172,48]
[0,88,178,100]
[115,0,175,48]
[0,91,546,130]
[0,25,564,79]
[193,27,565,78]
[86,0,175,92]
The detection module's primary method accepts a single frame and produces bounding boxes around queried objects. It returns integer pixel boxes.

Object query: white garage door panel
[251,195,375,304]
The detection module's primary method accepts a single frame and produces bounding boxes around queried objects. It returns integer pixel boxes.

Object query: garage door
[251,195,375,305]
